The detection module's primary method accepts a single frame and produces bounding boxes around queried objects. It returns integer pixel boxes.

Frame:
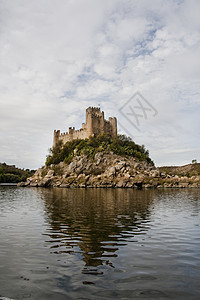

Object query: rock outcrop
[18,152,200,189]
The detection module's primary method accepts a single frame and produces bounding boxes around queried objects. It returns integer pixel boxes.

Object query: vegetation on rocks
[46,134,154,167]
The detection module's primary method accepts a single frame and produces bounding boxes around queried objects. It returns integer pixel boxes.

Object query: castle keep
[53,107,117,147]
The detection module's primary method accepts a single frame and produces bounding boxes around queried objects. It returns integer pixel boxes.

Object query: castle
[53,107,117,147]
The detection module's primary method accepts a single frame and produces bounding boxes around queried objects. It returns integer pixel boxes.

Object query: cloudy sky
[0,0,199,169]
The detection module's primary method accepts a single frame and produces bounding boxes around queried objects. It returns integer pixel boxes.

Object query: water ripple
[0,187,200,299]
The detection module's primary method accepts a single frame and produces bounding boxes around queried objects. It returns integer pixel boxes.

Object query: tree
[192,159,197,164]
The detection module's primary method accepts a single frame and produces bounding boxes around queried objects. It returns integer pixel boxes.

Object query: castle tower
[53,107,117,147]
[109,117,117,138]
[53,130,60,147]
[86,107,94,137]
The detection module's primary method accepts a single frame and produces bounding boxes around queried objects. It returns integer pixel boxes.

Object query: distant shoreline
[0,183,18,186]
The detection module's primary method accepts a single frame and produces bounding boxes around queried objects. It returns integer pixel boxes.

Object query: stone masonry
[53,107,117,147]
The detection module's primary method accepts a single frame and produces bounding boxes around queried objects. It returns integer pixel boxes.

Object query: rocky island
[18,107,200,189]
[19,154,200,189]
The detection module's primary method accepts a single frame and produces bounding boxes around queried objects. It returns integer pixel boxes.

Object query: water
[0,187,199,300]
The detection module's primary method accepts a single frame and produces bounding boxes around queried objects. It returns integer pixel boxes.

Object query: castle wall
[53,107,117,147]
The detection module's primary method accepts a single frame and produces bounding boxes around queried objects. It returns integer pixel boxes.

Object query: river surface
[0,187,199,300]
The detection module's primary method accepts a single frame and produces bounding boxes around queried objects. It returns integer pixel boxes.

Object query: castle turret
[53,130,60,147]
[69,127,75,135]
[109,117,117,138]
[86,107,94,137]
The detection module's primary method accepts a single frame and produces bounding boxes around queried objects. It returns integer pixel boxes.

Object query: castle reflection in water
[41,188,155,272]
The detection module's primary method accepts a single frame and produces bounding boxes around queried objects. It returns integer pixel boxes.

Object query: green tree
[192,159,197,164]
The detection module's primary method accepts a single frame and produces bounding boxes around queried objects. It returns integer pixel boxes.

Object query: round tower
[53,130,60,147]
[86,107,94,137]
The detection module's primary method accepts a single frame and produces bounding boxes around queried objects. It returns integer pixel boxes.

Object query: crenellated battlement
[53,107,117,147]
[86,106,100,112]
[91,114,102,119]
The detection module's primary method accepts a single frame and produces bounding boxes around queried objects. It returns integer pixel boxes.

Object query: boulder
[116,180,126,188]
[94,152,104,160]
[17,181,30,187]
[59,184,70,188]
[67,161,78,173]
[115,161,126,171]
[178,182,189,188]
[46,170,54,177]
[144,184,152,189]
[107,166,116,176]
[126,182,133,188]
[39,178,52,187]
[150,170,160,178]
[30,182,38,187]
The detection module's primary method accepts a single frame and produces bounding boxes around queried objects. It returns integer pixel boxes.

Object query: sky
[0,0,199,170]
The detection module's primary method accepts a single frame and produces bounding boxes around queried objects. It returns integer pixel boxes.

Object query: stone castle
[53,107,117,147]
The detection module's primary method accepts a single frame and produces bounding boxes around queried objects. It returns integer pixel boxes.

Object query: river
[0,186,199,299]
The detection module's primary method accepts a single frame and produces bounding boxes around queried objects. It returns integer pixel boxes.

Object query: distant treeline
[0,163,35,183]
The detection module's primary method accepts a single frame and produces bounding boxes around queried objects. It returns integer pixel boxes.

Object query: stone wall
[53,107,117,147]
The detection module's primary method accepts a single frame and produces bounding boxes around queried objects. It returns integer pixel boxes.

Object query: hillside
[46,134,154,166]
[0,163,35,183]
[159,163,200,177]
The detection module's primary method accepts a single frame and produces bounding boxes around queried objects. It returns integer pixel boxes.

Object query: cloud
[0,0,199,169]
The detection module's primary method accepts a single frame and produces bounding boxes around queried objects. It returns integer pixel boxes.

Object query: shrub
[64,155,73,165]
[52,165,63,176]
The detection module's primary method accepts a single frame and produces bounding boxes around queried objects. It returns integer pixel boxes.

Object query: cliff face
[18,152,200,189]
